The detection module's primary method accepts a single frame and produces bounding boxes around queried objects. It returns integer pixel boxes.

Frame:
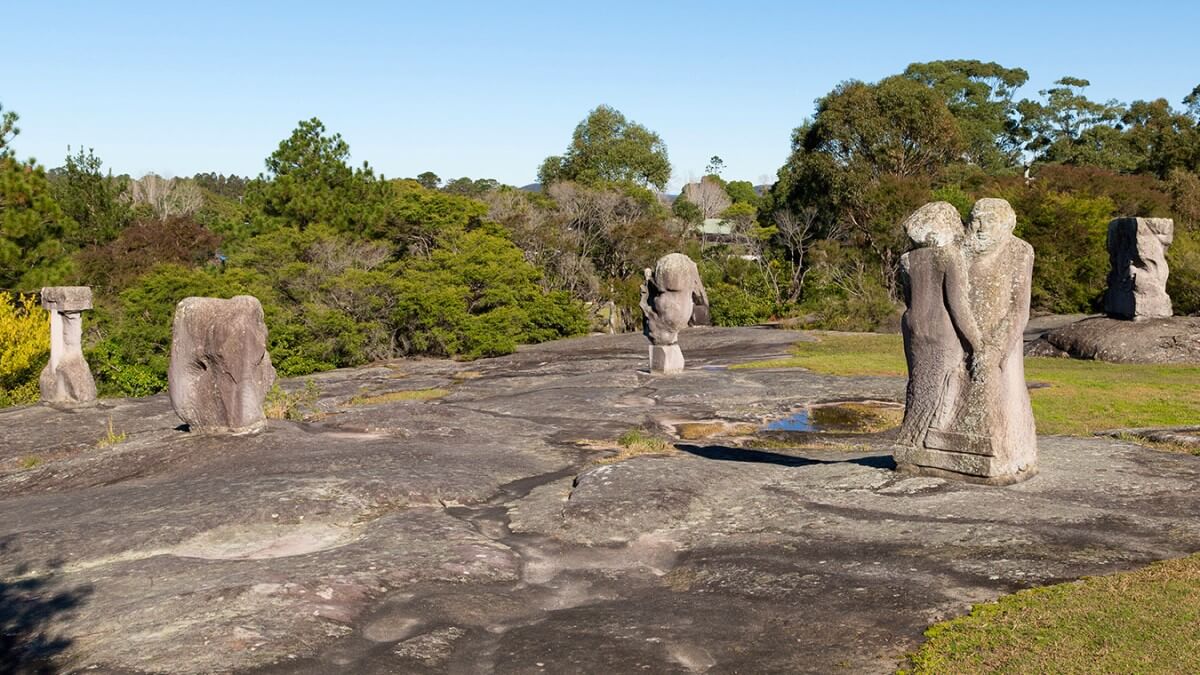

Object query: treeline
[2,59,1199,405]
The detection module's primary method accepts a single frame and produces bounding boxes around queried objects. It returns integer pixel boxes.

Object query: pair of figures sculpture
[894,198,1038,485]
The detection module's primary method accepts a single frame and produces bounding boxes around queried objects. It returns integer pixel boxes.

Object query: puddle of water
[763,402,902,434]
[764,410,813,431]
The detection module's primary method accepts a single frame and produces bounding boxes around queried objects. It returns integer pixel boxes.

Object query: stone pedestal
[650,344,684,374]
[168,296,276,433]
[1104,217,1173,320]
[39,286,97,407]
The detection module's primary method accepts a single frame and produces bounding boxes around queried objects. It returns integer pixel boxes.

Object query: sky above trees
[6,0,1200,190]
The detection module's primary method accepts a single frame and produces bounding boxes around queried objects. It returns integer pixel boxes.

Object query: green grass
[902,554,1200,674]
[349,388,450,406]
[735,332,1200,436]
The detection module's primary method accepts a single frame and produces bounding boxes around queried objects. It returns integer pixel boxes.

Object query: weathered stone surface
[38,286,97,407]
[1037,315,1200,364]
[1104,217,1174,320]
[39,286,93,312]
[894,199,1038,484]
[641,253,708,373]
[650,344,685,374]
[168,295,276,432]
[1,327,1199,674]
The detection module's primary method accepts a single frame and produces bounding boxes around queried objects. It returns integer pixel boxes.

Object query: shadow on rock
[1,537,92,674]
[676,444,897,470]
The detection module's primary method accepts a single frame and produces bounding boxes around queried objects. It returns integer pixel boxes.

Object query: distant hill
[519,183,542,193]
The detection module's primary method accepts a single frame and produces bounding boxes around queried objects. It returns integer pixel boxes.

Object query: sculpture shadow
[676,443,896,471]
[0,537,93,674]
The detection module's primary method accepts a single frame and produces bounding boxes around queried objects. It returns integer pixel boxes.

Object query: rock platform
[2,327,1199,673]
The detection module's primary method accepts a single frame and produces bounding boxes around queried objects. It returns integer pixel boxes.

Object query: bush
[0,292,48,406]
[1168,228,1200,315]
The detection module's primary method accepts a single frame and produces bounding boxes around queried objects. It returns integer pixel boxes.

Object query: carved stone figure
[168,296,276,433]
[1104,217,1173,320]
[895,203,981,449]
[39,286,98,407]
[894,198,1038,485]
[640,253,709,374]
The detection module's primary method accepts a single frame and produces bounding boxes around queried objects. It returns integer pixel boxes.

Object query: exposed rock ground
[2,327,1199,674]
[1025,315,1200,363]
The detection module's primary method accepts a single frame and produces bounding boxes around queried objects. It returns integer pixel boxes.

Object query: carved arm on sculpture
[940,249,985,378]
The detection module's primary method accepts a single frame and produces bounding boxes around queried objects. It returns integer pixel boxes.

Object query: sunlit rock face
[168,295,276,433]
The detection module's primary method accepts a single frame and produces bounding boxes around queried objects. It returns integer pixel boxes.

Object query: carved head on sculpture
[967,198,1017,254]
[904,202,963,249]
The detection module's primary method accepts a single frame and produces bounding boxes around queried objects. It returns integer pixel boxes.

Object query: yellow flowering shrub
[0,292,48,406]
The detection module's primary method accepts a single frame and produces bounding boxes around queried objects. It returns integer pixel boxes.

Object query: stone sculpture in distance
[894,198,1038,485]
[640,253,709,374]
[168,295,276,433]
[39,286,98,407]
[1104,217,1173,320]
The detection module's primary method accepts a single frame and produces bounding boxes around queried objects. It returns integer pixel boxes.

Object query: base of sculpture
[649,344,684,374]
[894,445,1038,486]
[183,420,268,435]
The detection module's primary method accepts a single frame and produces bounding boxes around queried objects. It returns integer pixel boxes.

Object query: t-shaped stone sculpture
[1103,217,1173,320]
[168,295,276,433]
[640,253,709,374]
[39,286,98,407]
[893,199,1038,485]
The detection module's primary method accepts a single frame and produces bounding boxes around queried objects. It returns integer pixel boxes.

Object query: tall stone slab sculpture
[894,199,1038,485]
[39,286,98,407]
[168,296,276,433]
[1104,217,1173,320]
[640,253,709,374]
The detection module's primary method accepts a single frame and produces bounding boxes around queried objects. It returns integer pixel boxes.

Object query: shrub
[0,292,48,406]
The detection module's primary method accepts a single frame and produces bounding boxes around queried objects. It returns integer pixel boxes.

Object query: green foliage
[392,227,588,358]
[1167,227,1200,315]
[89,264,236,396]
[796,241,898,331]
[903,60,1029,169]
[243,117,387,234]
[1010,190,1114,313]
[0,292,48,406]
[537,105,671,191]
[49,147,132,248]
[0,155,76,289]
[724,180,759,205]
[264,379,320,420]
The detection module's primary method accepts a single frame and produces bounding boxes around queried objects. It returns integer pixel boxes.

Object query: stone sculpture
[168,295,276,433]
[640,253,709,374]
[39,286,98,407]
[894,199,1038,485]
[1104,217,1173,320]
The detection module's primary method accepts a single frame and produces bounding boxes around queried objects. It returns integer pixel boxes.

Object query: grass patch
[594,428,676,464]
[736,333,1200,436]
[264,380,320,420]
[350,388,450,406]
[902,553,1200,674]
[96,417,127,448]
[18,455,42,470]
[1113,432,1200,456]
[732,332,907,376]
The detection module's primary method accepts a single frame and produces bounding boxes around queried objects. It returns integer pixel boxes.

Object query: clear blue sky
[6,1,1199,191]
